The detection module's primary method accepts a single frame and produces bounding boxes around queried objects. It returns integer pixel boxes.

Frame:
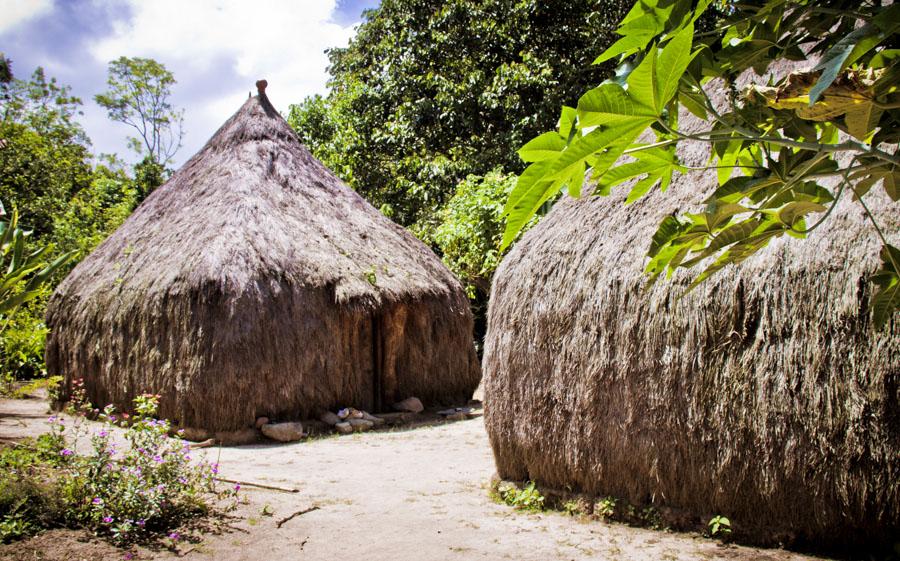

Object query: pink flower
[103,516,113,523]
[60,449,74,456]
[234,484,241,492]
[168,532,180,541]
[92,497,104,505]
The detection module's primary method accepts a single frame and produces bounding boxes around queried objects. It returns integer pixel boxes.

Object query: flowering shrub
[0,392,236,545]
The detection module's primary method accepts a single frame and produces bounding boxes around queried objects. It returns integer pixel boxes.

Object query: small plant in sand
[708,515,732,537]
[594,496,617,520]
[492,481,545,512]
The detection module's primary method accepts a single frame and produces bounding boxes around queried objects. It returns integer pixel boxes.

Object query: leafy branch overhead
[503,0,900,328]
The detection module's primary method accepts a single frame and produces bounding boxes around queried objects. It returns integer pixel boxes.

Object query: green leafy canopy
[503,0,900,329]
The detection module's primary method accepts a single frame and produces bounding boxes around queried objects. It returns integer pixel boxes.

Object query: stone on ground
[261,422,304,442]
[393,397,424,413]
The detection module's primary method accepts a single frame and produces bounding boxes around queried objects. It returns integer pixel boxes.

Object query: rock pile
[320,407,388,435]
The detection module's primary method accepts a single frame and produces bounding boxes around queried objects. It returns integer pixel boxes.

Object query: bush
[428,170,518,300]
[0,290,51,385]
[0,433,66,542]
[0,393,235,545]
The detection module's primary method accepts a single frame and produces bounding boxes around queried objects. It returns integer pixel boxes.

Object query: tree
[0,58,93,238]
[288,0,632,232]
[503,0,899,328]
[95,57,184,169]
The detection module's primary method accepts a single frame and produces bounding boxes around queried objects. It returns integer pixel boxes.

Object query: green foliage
[51,160,139,262]
[0,296,50,384]
[2,375,62,400]
[0,61,93,239]
[95,57,183,167]
[0,206,74,324]
[0,433,66,542]
[429,170,522,299]
[492,480,545,512]
[289,0,632,231]
[132,155,166,203]
[594,496,617,519]
[708,515,732,537]
[505,0,900,328]
[0,394,236,545]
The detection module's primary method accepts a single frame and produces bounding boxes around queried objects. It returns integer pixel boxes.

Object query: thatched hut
[483,75,899,548]
[46,84,480,434]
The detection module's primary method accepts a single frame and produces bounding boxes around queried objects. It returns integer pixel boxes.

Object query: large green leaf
[577,83,657,128]
[503,121,647,249]
[597,146,683,203]
[844,98,884,142]
[777,201,827,228]
[655,23,694,111]
[851,165,900,201]
[593,0,680,64]
[546,120,648,183]
[558,106,577,139]
[518,132,568,162]
[594,25,657,64]
[648,215,688,258]
[706,218,760,253]
[626,45,659,112]
[0,289,43,315]
[871,244,900,329]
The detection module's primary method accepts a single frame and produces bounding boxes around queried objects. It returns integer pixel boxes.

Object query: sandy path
[0,396,829,561]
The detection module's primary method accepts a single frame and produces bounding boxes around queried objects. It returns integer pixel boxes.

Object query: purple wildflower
[103,516,113,523]
[60,449,74,457]
[168,532,180,541]
[92,497,104,505]
[153,455,163,463]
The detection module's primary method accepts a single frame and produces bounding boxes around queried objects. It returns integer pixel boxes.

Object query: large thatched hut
[46,84,480,433]
[483,75,899,547]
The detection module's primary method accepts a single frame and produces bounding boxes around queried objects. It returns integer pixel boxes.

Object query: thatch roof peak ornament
[45,87,480,435]
[255,79,267,95]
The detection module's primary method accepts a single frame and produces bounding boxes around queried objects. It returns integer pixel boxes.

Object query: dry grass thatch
[46,90,480,432]
[483,65,899,550]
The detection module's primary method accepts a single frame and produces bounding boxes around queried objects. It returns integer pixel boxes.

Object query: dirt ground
[0,395,832,561]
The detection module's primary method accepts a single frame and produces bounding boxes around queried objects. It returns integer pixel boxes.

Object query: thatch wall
[483,73,899,548]
[46,92,480,432]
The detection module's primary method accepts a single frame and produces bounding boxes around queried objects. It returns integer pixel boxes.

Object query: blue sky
[0,0,380,166]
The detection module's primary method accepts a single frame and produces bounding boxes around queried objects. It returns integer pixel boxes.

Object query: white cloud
[90,0,354,101]
[88,0,358,163]
[0,0,54,36]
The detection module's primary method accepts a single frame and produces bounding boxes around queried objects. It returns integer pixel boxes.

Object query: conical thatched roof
[483,67,898,550]
[46,88,480,433]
